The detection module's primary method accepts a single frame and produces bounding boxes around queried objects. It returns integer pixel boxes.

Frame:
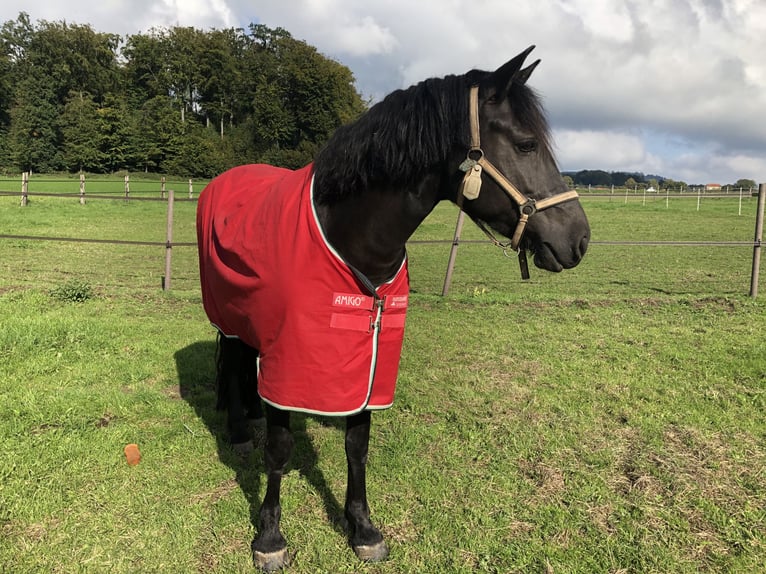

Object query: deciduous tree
[0,15,368,176]
[61,91,103,172]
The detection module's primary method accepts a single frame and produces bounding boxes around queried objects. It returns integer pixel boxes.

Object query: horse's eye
[517,140,537,154]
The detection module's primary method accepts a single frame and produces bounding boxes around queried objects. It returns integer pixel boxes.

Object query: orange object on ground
[124,443,141,465]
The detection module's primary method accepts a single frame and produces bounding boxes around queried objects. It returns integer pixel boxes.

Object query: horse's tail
[214,332,263,446]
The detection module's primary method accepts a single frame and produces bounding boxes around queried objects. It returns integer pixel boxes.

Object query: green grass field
[0,184,764,573]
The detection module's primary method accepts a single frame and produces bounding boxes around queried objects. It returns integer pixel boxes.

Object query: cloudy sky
[2,0,764,185]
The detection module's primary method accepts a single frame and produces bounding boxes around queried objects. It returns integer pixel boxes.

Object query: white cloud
[554,129,660,172]
[557,0,635,43]
[331,16,397,56]
[145,0,236,30]
[232,1,398,57]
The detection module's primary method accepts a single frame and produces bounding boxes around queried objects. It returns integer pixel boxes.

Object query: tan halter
[458,85,580,278]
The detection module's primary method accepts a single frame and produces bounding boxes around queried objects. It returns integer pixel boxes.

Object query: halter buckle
[458,148,484,172]
[520,199,537,216]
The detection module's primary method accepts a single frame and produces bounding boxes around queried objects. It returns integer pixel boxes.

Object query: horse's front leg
[252,404,293,572]
[345,411,389,562]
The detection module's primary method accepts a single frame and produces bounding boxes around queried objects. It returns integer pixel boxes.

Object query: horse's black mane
[313,68,552,205]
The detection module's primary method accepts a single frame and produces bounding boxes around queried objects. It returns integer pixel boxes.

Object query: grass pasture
[0,184,764,573]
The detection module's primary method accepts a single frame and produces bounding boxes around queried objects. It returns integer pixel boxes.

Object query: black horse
[197,46,590,571]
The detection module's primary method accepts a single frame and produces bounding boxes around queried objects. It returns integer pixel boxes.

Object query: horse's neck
[315,176,441,287]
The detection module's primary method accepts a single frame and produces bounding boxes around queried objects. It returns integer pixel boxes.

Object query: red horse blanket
[197,164,409,416]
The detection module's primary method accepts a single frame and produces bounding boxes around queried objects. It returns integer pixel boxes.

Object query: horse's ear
[515,59,541,85]
[487,45,536,100]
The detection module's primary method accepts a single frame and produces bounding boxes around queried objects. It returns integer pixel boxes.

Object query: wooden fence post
[79,173,86,205]
[163,189,174,291]
[124,174,130,201]
[161,176,166,199]
[750,183,765,298]
[188,178,194,199]
[441,210,466,296]
[20,172,28,206]
[738,187,743,216]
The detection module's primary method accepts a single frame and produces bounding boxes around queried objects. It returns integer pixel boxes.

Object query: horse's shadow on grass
[174,341,347,535]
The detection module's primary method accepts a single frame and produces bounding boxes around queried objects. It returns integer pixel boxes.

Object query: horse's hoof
[232,440,254,457]
[353,540,389,562]
[253,547,290,572]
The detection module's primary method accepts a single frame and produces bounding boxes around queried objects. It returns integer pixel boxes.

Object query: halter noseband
[458,85,580,279]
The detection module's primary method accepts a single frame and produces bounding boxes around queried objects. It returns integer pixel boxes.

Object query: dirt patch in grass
[161,384,183,401]
[599,423,765,566]
[190,478,239,506]
[3,516,64,550]
[687,296,737,313]
[382,515,419,545]
[194,522,252,574]
[28,422,65,435]
[610,428,665,499]
[517,457,567,499]
[0,286,23,297]
[95,413,116,427]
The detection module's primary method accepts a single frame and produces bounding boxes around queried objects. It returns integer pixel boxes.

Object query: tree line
[0,13,367,177]
[563,170,756,191]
